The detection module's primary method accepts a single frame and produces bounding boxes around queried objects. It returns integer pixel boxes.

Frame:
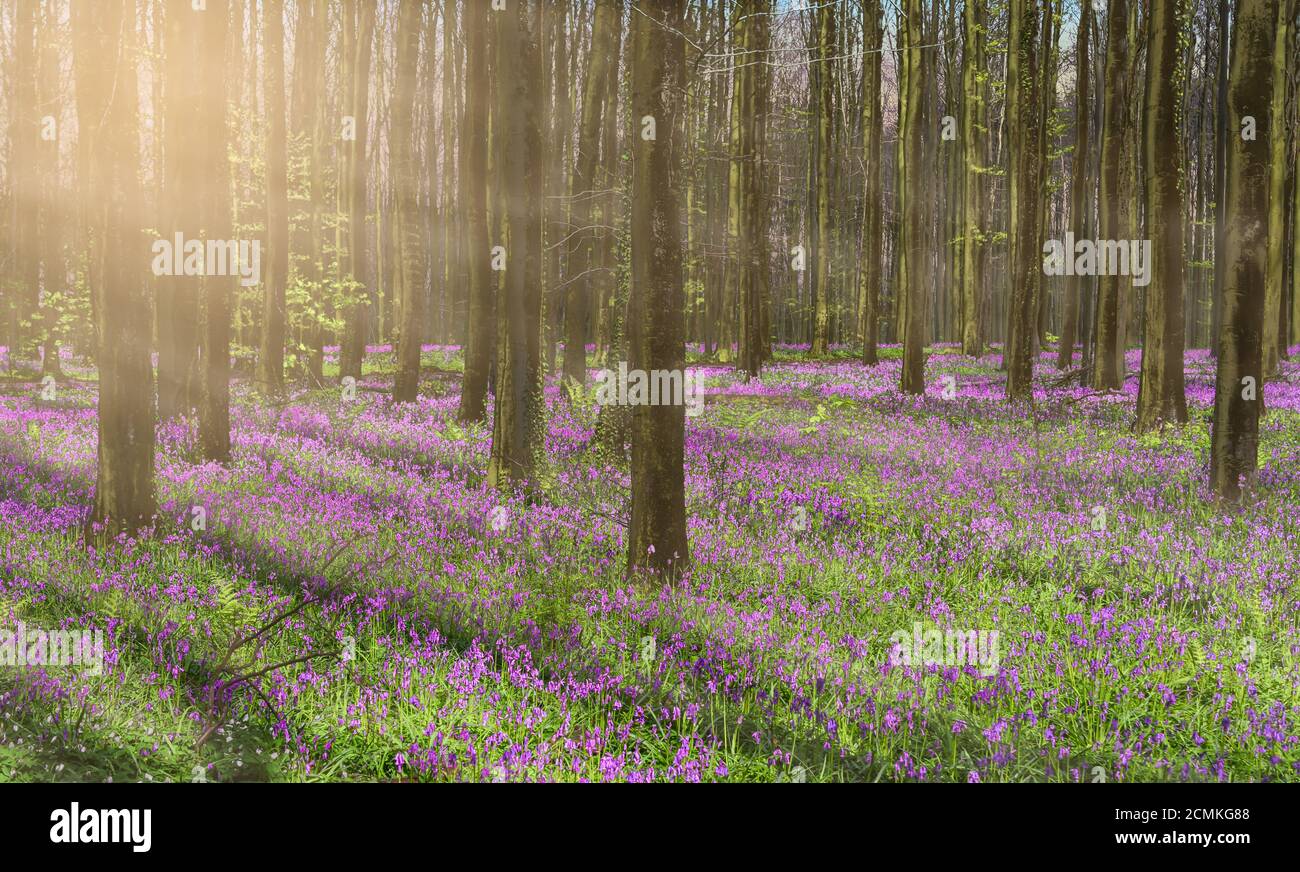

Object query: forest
[0,0,1297,785]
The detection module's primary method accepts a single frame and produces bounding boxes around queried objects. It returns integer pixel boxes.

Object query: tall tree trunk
[199,0,233,464]
[627,0,689,580]
[307,0,328,383]
[961,0,987,358]
[1210,0,1280,500]
[1057,0,1089,370]
[735,0,773,379]
[10,0,37,369]
[1262,0,1295,373]
[1211,0,1231,356]
[860,0,883,367]
[392,0,426,403]
[158,0,203,416]
[1093,0,1129,389]
[78,0,155,539]
[1135,0,1189,430]
[565,0,621,387]
[458,0,494,422]
[258,0,289,393]
[341,0,376,381]
[544,1,570,375]
[1005,0,1043,401]
[901,0,928,394]
[37,1,62,378]
[810,1,835,357]
[487,0,545,489]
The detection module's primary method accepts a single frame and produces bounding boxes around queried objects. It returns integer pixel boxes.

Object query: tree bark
[859,0,883,367]
[1093,0,1129,389]
[78,0,155,539]
[391,0,426,403]
[961,0,987,358]
[1136,0,1190,430]
[627,0,689,581]
[458,0,494,422]
[487,0,545,489]
[257,0,289,394]
[1210,0,1280,500]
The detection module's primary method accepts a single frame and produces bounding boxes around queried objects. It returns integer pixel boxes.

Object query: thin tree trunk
[961,0,987,358]
[341,0,376,381]
[199,0,233,463]
[391,0,426,403]
[458,0,494,422]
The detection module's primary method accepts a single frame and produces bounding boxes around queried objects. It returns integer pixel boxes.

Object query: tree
[1211,0,1231,355]
[391,0,426,403]
[457,0,494,422]
[1092,0,1129,390]
[1005,0,1043,401]
[198,1,233,464]
[565,0,622,387]
[860,0,884,366]
[9,0,37,370]
[258,0,289,394]
[1210,0,1281,501]
[1135,0,1190,430]
[960,0,988,358]
[736,0,774,379]
[77,0,155,538]
[1057,0,1088,370]
[340,0,376,381]
[900,0,928,395]
[809,1,835,357]
[1262,0,1295,374]
[487,0,545,489]
[627,0,689,580]
[36,0,62,378]
[156,1,202,418]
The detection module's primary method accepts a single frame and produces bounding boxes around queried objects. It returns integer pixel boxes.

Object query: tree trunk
[198,0,233,464]
[1005,0,1042,401]
[565,0,621,387]
[391,0,426,403]
[1093,0,1129,389]
[961,0,987,358]
[860,0,884,366]
[627,0,689,581]
[487,0,545,489]
[1058,0,1089,370]
[458,0,494,422]
[735,0,773,379]
[810,1,835,357]
[1262,0,1295,373]
[1210,0,1280,501]
[1135,0,1189,430]
[78,0,155,539]
[899,0,928,394]
[258,0,289,394]
[341,0,376,381]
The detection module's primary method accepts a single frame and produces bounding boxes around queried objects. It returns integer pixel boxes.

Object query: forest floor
[1,342,1298,782]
